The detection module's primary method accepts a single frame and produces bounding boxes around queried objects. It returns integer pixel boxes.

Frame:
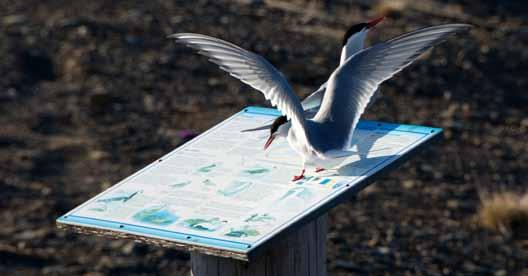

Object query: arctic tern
[169,22,470,181]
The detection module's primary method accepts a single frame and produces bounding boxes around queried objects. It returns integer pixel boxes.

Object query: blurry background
[1,0,527,275]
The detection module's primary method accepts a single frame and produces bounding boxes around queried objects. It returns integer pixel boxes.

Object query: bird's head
[342,16,385,46]
[264,115,289,150]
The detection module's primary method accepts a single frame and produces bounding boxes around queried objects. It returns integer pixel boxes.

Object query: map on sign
[57,106,441,259]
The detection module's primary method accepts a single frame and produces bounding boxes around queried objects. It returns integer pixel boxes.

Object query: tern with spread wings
[169,22,470,181]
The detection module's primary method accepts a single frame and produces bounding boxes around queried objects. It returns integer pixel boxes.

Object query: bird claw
[292,169,305,181]
[292,175,304,181]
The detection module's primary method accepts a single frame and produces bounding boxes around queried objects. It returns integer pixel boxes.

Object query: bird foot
[315,167,325,173]
[292,169,305,181]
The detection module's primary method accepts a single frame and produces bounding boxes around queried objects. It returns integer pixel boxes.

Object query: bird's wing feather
[169,33,307,136]
[314,24,471,149]
[301,83,326,110]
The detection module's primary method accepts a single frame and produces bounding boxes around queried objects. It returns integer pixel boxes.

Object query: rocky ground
[1,0,527,275]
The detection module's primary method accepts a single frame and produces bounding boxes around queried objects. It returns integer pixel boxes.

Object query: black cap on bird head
[342,16,385,46]
[264,115,287,150]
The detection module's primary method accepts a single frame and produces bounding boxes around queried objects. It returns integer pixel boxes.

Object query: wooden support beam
[190,214,328,276]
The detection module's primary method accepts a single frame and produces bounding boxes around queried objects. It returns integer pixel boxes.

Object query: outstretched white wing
[314,24,471,149]
[169,33,307,136]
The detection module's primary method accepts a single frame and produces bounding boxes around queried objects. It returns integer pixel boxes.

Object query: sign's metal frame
[57,106,442,261]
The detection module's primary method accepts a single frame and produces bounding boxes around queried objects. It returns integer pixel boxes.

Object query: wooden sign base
[190,214,328,276]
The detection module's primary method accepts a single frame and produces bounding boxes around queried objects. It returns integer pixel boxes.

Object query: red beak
[264,135,275,150]
[367,16,385,28]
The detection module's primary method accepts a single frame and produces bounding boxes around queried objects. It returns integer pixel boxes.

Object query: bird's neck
[340,30,367,64]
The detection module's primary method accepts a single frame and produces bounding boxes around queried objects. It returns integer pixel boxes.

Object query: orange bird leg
[315,167,325,173]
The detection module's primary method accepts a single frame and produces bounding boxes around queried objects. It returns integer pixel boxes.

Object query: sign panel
[57,106,441,260]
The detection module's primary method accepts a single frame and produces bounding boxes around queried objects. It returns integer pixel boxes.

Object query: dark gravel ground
[1,0,527,275]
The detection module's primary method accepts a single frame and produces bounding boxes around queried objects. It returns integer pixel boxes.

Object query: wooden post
[190,214,328,276]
